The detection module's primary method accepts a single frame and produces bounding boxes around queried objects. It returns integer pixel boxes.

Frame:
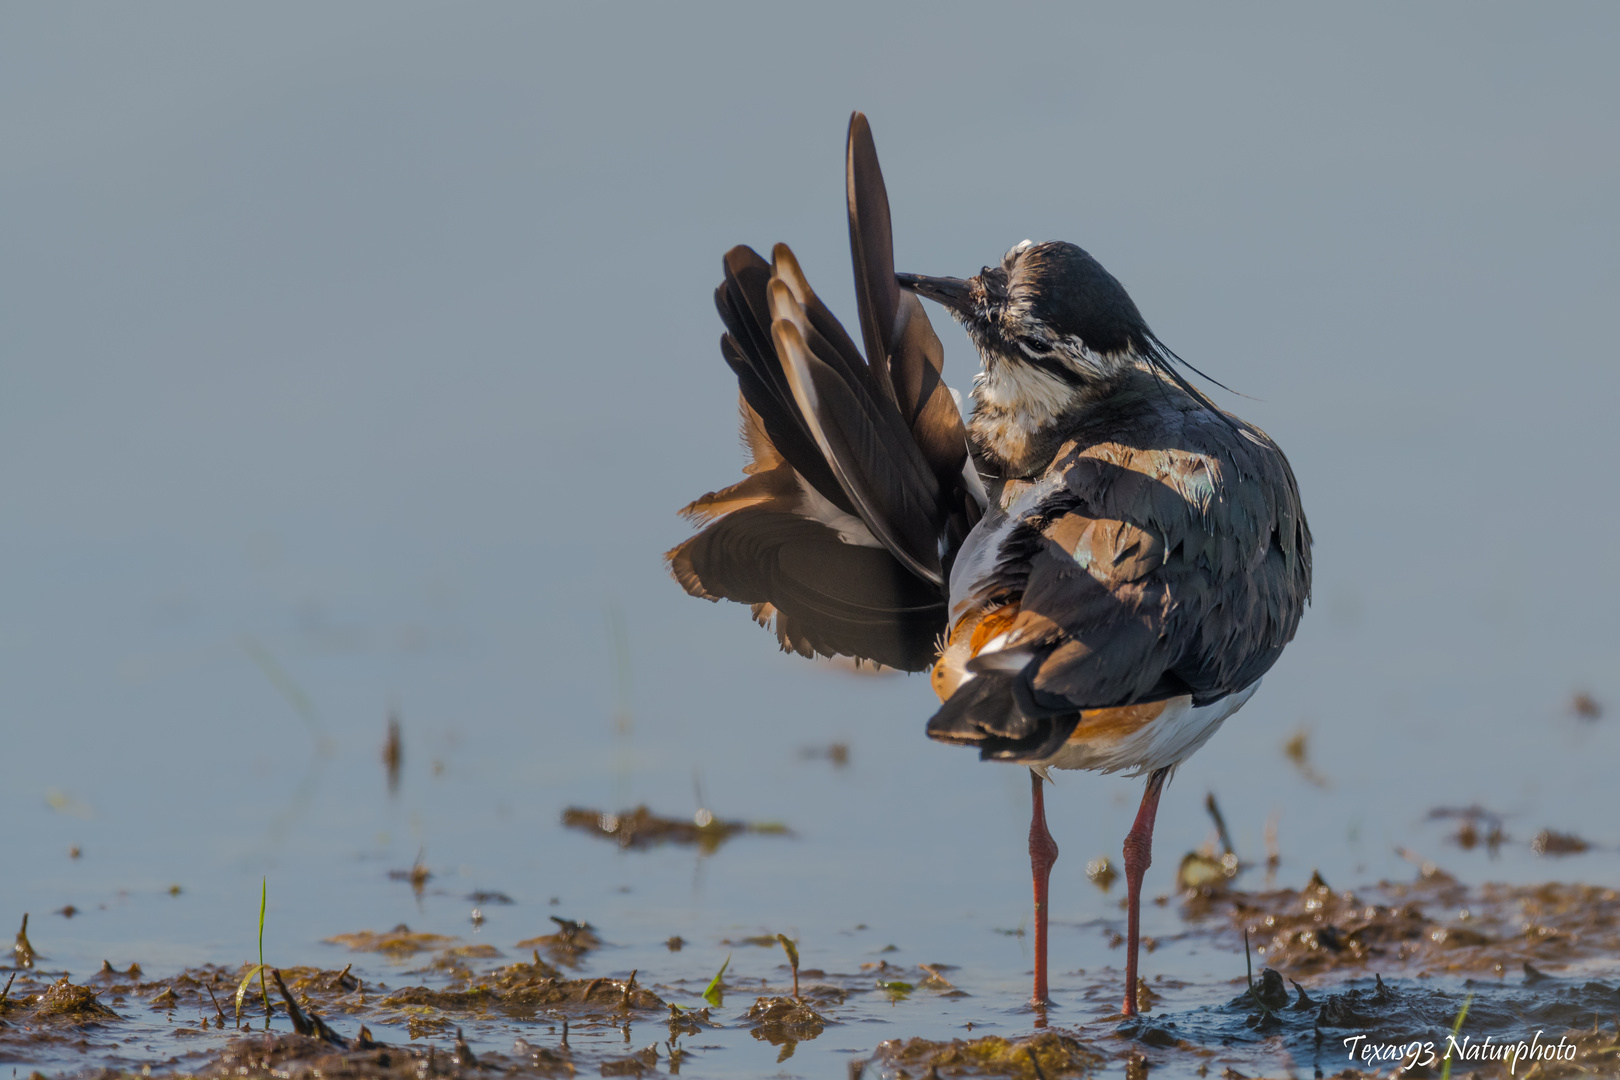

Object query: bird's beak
[896,273,974,316]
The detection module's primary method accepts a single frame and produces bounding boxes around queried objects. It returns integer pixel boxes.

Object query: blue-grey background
[2,5,1616,1075]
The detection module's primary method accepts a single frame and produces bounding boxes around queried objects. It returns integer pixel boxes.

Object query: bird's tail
[667,113,983,671]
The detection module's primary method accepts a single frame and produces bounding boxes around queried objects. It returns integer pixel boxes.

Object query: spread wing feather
[668,112,981,670]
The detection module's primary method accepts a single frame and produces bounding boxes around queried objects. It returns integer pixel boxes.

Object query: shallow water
[4,5,1620,1077]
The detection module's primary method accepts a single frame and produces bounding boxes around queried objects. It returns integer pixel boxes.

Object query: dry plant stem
[1028,769,1059,1006]
[1121,767,1169,1016]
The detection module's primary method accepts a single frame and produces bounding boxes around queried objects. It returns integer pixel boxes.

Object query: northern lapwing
[668,113,1311,1014]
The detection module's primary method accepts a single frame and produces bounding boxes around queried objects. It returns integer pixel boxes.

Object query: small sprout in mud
[1571,692,1602,720]
[1241,930,1279,1024]
[619,969,641,1011]
[776,934,800,997]
[1531,828,1590,856]
[14,913,35,968]
[666,935,685,951]
[383,709,403,792]
[877,980,914,1000]
[0,971,15,1010]
[234,965,272,1027]
[1282,728,1330,787]
[702,955,730,1007]
[204,982,226,1026]
[1086,856,1118,890]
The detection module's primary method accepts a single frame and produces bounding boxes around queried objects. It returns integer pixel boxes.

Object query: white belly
[1038,681,1260,777]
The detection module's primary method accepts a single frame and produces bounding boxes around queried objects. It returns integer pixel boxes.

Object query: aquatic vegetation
[700,954,729,1007]
[515,917,600,968]
[872,1030,1104,1078]
[328,926,460,956]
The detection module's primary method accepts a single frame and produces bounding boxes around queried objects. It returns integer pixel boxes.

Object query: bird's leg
[1120,766,1170,1016]
[1028,768,1059,1007]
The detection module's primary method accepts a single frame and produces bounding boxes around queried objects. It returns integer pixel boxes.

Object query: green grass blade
[234,964,269,1023]
[702,954,730,1007]
[1439,992,1473,1080]
[258,879,270,1027]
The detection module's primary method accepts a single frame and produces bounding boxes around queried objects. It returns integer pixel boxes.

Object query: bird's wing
[929,387,1311,753]
[668,113,980,671]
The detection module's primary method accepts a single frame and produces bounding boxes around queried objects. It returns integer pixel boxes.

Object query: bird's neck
[969,357,1126,477]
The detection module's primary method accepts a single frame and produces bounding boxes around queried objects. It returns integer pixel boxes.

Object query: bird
[667,112,1311,1015]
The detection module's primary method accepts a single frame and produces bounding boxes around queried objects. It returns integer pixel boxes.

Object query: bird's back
[929,366,1311,760]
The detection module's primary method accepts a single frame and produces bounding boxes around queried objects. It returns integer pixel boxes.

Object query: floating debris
[1431,805,1509,854]
[466,890,513,905]
[746,995,826,1049]
[387,851,432,895]
[1531,829,1591,856]
[1281,728,1330,787]
[798,742,851,767]
[1178,850,1239,891]
[1571,692,1603,720]
[560,804,788,852]
[1086,857,1118,891]
[515,916,600,968]
[326,925,458,956]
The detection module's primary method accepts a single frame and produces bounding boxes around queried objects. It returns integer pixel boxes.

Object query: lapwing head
[898,240,1152,386]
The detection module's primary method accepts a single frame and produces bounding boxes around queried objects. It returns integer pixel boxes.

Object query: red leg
[1028,769,1059,1006]
[1121,767,1170,1016]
